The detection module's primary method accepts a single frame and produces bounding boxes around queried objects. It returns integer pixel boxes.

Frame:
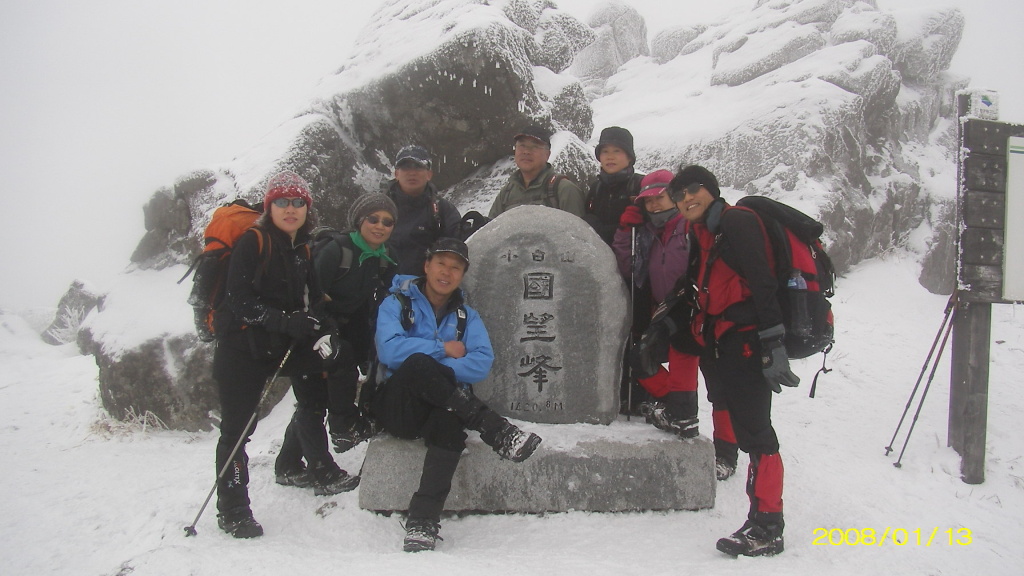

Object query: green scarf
[349,231,397,266]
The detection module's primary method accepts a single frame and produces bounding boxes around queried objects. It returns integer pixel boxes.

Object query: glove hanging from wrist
[758,324,800,393]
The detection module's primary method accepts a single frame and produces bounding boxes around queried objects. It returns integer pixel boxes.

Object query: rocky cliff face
[78,0,965,429]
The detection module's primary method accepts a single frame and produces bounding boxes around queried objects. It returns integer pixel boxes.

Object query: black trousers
[370,353,467,453]
[212,345,277,515]
[369,353,470,521]
[275,372,336,477]
[702,330,779,455]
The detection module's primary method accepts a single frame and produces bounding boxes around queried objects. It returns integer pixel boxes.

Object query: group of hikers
[208,125,800,558]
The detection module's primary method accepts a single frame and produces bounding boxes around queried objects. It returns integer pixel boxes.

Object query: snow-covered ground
[2,256,1021,575]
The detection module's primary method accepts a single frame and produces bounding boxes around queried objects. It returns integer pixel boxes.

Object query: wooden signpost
[953,90,1024,484]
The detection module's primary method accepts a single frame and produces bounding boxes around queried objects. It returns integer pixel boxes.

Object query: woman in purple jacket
[613,170,738,481]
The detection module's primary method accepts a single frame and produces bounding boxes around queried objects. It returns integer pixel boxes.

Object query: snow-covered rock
[650,24,707,64]
[569,1,649,98]
[41,280,100,346]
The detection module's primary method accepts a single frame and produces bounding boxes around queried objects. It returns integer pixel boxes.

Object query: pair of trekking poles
[884,291,958,468]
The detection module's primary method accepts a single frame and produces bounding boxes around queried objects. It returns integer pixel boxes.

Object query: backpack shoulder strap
[337,236,354,277]
[394,292,415,331]
[431,198,443,238]
[544,174,565,209]
[455,305,467,341]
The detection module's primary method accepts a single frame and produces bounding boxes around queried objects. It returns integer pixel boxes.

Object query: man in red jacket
[668,165,799,557]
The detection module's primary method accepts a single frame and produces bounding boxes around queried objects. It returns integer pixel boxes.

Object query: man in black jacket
[385,145,462,275]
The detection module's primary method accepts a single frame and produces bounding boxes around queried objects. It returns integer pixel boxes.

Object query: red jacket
[688,201,782,345]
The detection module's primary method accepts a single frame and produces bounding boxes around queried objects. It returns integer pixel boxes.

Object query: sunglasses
[271,197,307,208]
[681,182,703,196]
[363,214,395,227]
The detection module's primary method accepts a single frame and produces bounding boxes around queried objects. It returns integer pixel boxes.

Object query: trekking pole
[892,305,956,469]
[626,227,637,421]
[884,292,958,456]
[184,344,295,537]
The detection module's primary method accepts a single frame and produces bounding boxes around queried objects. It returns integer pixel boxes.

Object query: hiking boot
[330,416,380,454]
[715,457,737,481]
[275,468,314,488]
[491,422,542,462]
[312,466,360,496]
[403,518,441,552]
[641,402,699,438]
[716,520,784,557]
[217,510,264,539]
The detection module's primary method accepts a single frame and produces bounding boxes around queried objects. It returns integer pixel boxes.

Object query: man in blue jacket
[370,238,542,552]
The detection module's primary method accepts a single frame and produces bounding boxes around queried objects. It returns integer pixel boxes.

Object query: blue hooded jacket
[375,274,494,384]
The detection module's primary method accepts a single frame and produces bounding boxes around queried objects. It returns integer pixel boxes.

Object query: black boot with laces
[403,518,442,552]
[217,509,264,539]
[716,516,784,557]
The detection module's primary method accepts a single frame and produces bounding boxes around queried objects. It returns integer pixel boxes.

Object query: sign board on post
[1004,137,1024,301]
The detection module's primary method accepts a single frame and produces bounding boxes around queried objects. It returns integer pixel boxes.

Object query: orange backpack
[178,199,266,342]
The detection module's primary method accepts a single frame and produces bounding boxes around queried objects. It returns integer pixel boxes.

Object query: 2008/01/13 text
[812,528,972,546]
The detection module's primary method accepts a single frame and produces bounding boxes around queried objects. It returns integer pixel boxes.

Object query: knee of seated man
[424,410,468,452]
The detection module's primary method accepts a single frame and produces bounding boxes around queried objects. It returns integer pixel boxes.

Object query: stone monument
[359,206,715,513]
[463,205,628,425]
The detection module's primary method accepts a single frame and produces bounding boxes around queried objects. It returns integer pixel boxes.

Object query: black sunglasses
[682,182,703,195]
[272,198,307,208]
[363,214,395,227]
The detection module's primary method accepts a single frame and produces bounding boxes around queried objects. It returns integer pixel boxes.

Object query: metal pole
[885,292,957,455]
[893,316,955,469]
[626,227,637,421]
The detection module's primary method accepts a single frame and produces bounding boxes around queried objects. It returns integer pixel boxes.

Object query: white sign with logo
[1005,136,1024,301]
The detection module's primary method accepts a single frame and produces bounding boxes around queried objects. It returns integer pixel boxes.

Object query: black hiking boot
[311,463,360,496]
[445,388,543,462]
[330,415,381,454]
[403,518,442,552]
[217,509,264,539]
[275,467,314,488]
[716,520,784,557]
[490,422,542,462]
[715,457,737,481]
[639,401,699,438]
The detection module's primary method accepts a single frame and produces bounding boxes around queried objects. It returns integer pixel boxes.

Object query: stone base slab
[358,422,716,513]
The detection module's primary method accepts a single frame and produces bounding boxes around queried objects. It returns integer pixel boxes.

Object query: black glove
[630,318,675,379]
[267,310,321,340]
[758,324,800,393]
[313,332,354,372]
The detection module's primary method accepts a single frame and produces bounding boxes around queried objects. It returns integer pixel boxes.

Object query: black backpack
[731,196,836,396]
[457,210,490,241]
[310,226,392,283]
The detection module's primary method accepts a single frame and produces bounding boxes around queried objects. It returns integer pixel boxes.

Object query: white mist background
[1,0,1021,311]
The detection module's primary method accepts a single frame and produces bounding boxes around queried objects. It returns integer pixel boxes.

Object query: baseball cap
[513,125,552,148]
[395,145,432,169]
[635,169,674,202]
[426,237,470,269]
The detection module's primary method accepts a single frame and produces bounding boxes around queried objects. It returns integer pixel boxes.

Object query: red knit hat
[264,170,312,212]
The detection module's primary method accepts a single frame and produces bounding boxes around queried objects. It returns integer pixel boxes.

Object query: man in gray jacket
[488,125,585,219]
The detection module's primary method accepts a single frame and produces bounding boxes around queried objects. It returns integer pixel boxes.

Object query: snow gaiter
[746,452,785,532]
